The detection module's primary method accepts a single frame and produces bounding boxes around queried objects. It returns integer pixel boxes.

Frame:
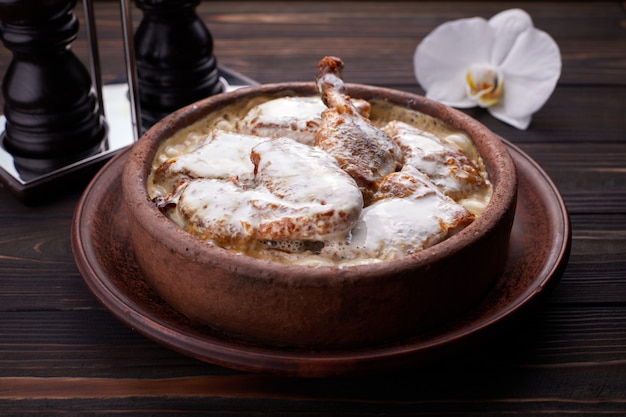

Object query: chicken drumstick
[315,56,402,203]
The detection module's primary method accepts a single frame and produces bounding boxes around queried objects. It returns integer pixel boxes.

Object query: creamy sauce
[148,94,492,266]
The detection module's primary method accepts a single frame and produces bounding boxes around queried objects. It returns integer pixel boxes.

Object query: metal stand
[0,0,252,204]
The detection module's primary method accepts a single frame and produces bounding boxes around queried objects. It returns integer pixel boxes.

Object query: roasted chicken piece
[322,165,475,261]
[151,130,267,195]
[383,121,490,205]
[315,56,402,203]
[157,137,363,248]
[237,96,371,146]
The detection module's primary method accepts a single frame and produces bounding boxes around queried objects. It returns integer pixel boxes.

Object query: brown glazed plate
[71,140,570,378]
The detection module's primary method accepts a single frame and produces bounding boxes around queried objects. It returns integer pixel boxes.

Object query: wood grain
[0,0,625,415]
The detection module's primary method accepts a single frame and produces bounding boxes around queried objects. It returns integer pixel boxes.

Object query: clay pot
[122,82,517,349]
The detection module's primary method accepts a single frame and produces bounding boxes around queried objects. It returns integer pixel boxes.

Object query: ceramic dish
[121,82,517,349]
[71,139,570,377]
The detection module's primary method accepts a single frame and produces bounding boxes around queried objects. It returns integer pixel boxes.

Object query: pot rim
[122,82,517,284]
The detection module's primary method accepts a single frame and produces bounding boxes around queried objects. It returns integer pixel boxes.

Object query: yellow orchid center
[465,65,503,108]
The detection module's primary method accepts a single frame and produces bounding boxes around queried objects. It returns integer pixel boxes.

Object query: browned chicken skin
[315,56,402,203]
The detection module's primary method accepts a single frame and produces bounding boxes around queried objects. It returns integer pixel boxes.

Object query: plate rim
[71,139,571,377]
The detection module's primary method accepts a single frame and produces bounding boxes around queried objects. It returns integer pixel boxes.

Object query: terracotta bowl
[122,82,517,350]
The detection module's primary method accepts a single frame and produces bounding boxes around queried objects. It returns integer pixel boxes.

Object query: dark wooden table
[1,1,626,415]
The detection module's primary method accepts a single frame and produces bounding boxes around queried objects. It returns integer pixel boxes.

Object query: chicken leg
[315,56,402,203]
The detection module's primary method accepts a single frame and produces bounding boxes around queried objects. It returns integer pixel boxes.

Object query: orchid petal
[488,102,533,130]
[488,29,561,129]
[500,28,561,109]
[414,17,494,107]
[488,9,534,66]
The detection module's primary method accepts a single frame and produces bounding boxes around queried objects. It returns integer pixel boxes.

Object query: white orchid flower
[414,9,561,130]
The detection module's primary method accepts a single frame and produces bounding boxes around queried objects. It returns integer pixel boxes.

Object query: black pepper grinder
[0,0,106,178]
[134,0,223,132]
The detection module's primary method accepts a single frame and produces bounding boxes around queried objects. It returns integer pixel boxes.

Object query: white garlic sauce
[147,95,492,266]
